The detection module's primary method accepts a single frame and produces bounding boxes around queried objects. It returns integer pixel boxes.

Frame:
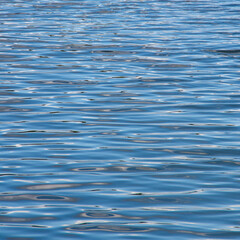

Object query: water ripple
[1,0,240,239]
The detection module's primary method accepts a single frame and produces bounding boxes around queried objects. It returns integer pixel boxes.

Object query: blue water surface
[0,0,240,239]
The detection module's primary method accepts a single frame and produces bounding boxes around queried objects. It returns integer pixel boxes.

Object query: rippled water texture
[1,0,240,239]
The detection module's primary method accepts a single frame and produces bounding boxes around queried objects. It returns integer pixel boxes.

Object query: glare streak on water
[0,0,240,239]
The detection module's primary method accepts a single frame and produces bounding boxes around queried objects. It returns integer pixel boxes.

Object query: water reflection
[78,210,142,220]
[66,223,156,232]
[0,194,74,202]
[72,166,158,172]
[1,0,240,239]
[21,182,109,190]
[0,216,54,223]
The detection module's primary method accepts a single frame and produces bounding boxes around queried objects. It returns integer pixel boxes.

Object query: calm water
[0,0,240,239]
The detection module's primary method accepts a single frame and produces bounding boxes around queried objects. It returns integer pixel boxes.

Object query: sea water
[0,0,240,239]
